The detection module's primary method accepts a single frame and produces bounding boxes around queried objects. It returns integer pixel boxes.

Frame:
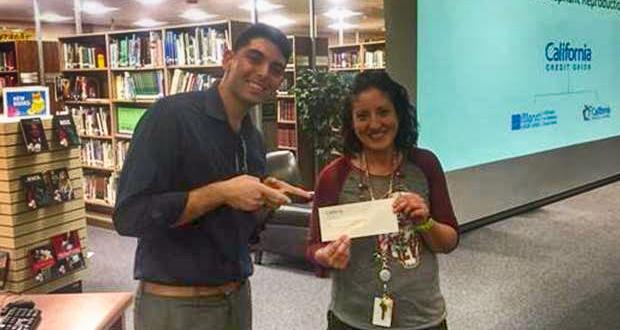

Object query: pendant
[379,268,391,282]
[372,296,394,327]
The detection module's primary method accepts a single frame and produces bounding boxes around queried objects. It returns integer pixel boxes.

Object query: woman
[306,71,459,330]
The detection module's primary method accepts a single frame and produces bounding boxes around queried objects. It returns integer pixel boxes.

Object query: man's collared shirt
[113,86,266,285]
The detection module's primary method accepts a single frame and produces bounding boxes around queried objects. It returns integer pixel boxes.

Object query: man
[113,23,311,330]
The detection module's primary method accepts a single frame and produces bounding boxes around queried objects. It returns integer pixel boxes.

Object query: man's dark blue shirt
[113,86,266,286]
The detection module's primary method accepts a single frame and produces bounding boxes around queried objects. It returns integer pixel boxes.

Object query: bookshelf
[273,36,328,188]
[0,119,87,293]
[0,40,37,88]
[57,20,251,228]
[328,40,386,71]
[0,40,59,97]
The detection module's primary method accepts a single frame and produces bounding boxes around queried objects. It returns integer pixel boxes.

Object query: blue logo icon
[583,105,611,121]
[511,110,558,131]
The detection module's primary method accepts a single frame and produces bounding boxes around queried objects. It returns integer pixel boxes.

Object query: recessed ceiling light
[260,14,295,28]
[39,12,72,23]
[239,0,284,12]
[324,8,361,20]
[134,18,167,27]
[180,8,216,21]
[82,1,118,15]
[135,0,165,4]
[328,22,356,30]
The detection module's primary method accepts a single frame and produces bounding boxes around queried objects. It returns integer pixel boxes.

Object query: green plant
[294,69,350,170]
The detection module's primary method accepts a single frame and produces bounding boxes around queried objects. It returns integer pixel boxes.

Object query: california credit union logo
[582,105,611,121]
[545,41,592,72]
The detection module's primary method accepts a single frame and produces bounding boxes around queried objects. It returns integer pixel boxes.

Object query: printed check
[318,198,399,242]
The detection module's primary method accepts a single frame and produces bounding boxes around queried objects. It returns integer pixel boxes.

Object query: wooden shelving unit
[58,20,251,227]
[0,119,87,293]
[272,36,328,188]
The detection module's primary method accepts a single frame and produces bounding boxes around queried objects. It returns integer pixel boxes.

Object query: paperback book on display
[21,173,52,210]
[51,231,85,274]
[29,244,56,283]
[53,114,81,148]
[19,117,49,153]
[22,167,74,210]
[48,168,75,203]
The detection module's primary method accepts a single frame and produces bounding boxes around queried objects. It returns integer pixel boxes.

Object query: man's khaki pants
[134,281,251,330]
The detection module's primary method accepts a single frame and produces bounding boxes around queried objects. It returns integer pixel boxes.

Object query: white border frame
[1,86,52,123]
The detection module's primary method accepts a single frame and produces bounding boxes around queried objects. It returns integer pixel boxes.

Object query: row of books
[169,69,217,95]
[21,167,75,210]
[331,51,360,69]
[164,28,229,66]
[109,32,164,68]
[63,43,106,69]
[277,127,297,148]
[69,106,111,137]
[30,231,85,284]
[116,140,130,171]
[0,51,15,71]
[365,49,385,68]
[277,76,293,95]
[19,116,80,154]
[84,173,117,205]
[82,140,114,169]
[57,75,104,101]
[278,100,296,122]
[114,71,164,100]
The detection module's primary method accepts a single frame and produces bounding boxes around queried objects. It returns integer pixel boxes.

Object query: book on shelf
[277,76,293,95]
[21,173,53,210]
[278,99,296,122]
[165,27,229,66]
[63,43,106,69]
[116,106,147,135]
[110,32,164,68]
[169,69,217,95]
[53,114,81,148]
[58,75,103,101]
[0,50,15,71]
[116,140,130,170]
[331,50,360,69]
[115,71,164,100]
[277,127,297,148]
[51,231,86,275]
[84,173,117,205]
[19,117,49,154]
[364,49,385,68]
[81,140,114,169]
[29,244,57,284]
[70,106,110,137]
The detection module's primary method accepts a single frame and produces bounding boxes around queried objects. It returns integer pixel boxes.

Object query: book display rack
[0,119,87,293]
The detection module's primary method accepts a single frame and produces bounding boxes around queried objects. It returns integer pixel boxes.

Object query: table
[8,292,133,330]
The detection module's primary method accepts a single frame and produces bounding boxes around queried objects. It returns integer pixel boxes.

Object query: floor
[83,180,620,330]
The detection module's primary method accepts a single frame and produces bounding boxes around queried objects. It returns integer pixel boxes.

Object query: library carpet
[84,180,620,330]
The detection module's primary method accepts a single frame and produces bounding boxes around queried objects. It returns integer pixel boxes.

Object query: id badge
[372,296,393,327]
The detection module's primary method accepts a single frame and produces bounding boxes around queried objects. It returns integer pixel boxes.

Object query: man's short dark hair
[233,23,292,61]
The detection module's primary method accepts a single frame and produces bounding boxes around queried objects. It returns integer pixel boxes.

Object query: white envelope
[318,198,399,242]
